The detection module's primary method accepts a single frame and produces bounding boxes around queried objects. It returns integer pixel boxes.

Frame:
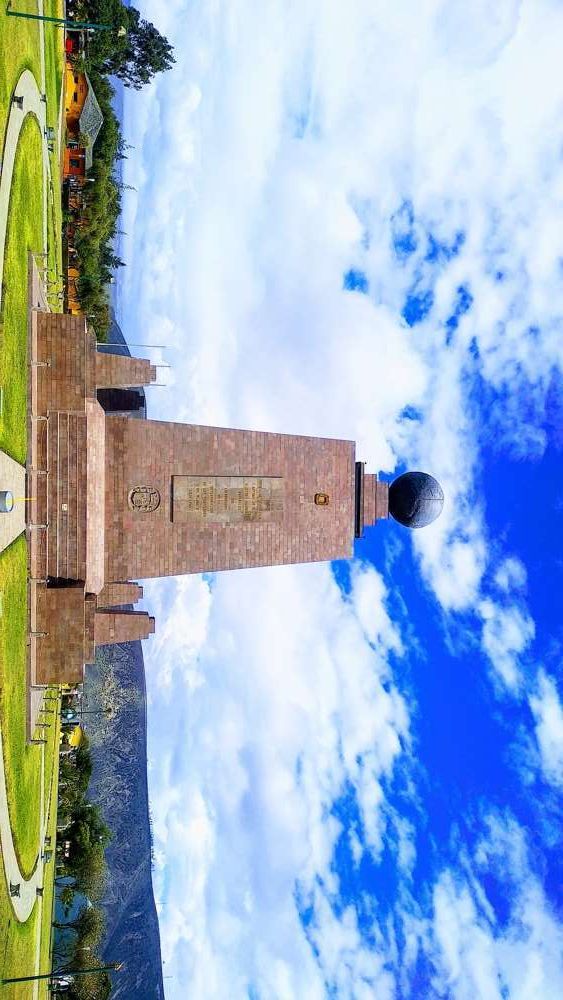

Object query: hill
[83,639,164,1000]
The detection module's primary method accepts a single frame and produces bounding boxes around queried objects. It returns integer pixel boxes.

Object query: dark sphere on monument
[388,471,444,529]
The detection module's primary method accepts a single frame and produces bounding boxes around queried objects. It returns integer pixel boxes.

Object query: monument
[16,262,443,724]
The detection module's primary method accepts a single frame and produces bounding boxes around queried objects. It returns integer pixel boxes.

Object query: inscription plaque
[172,476,284,524]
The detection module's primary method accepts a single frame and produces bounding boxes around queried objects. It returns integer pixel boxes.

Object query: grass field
[0,538,40,878]
[0,113,43,464]
[0,4,65,994]
[0,6,41,123]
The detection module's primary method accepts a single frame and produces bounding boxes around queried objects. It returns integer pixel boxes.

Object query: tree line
[66,0,174,336]
[54,732,113,999]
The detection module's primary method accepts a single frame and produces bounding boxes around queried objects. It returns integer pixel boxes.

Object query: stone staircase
[46,410,87,581]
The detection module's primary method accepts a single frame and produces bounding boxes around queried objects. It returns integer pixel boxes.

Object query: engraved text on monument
[172,476,284,524]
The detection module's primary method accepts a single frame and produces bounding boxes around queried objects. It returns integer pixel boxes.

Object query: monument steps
[46,411,87,581]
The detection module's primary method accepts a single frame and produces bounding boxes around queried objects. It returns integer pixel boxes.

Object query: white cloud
[145,564,411,994]
[494,557,527,594]
[143,574,212,691]
[432,813,563,1000]
[116,0,563,993]
[530,671,563,787]
[479,598,535,689]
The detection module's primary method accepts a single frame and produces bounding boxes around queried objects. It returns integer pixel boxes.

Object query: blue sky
[118,1,563,996]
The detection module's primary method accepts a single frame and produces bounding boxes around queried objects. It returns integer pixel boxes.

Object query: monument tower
[21,267,443,718]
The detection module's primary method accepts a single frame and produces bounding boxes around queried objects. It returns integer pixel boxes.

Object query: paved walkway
[0,449,26,555]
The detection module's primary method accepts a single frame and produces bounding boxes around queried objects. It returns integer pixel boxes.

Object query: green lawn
[0,540,40,998]
[0,6,64,993]
[0,538,40,879]
[37,697,61,997]
[0,113,43,464]
[0,667,61,999]
[0,6,41,127]
[44,1,65,121]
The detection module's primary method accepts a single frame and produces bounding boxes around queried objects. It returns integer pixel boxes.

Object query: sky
[118,1,563,996]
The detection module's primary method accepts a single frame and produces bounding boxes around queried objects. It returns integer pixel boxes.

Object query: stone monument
[20,261,443,724]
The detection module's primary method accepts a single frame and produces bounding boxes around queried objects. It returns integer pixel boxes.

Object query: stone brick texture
[28,306,159,693]
[85,398,106,593]
[363,474,389,526]
[97,581,143,608]
[376,480,389,519]
[95,352,157,390]
[46,410,87,581]
[33,584,86,685]
[94,610,156,645]
[104,419,357,580]
[33,312,92,413]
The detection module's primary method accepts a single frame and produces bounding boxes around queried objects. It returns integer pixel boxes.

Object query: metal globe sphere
[388,472,444,529]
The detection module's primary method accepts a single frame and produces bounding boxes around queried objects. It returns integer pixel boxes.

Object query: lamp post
[61,707,109,719]
[5,2,127,33]
[2,961,123,985]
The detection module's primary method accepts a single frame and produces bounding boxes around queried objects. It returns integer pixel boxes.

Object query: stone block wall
[34,584,86,685]
[46,411,87,581]
[97,582,143,608]
[363,475,389,527]
[94,610,155,645]
[104,419,356,580]
[33,312,91,413]
[95,352,157,390]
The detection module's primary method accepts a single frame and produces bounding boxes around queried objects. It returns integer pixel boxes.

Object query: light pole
[2,961,123,985]
[5,2,127,33]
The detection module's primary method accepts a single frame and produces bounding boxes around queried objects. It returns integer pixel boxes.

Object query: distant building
[63,60,103,180]
[65,29,87,57]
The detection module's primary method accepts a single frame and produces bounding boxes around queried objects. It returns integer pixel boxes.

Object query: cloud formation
[530,672,563,787]
[119,0,563,994]
[146,564,411,995]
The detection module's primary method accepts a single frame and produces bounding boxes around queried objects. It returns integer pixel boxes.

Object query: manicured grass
[0,537,40,877]
[0,10,64,993]
[44,1,65,120]
[0,112,43,464]
[0,7,41,130]
[37,700,61,999]
[0,537,39,999]
[0,669,61,999]
[0,894,40,999]
[0,534,61,991]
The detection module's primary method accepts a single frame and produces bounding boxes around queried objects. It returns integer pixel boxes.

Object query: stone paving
[0,449,26,555]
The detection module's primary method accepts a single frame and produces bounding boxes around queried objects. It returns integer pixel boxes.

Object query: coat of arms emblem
[128,486,161,512]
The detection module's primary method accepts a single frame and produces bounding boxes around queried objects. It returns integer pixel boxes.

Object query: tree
[118,7,175,88]
[53,904,105,943]
[73,843,109,902]
[66,964,112,1000]
[79,1,175,89]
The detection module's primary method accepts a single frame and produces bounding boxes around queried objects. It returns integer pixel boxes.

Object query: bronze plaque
[172,476,284,524]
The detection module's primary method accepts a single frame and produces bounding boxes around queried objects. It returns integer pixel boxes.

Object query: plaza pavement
[0,449,26,555]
